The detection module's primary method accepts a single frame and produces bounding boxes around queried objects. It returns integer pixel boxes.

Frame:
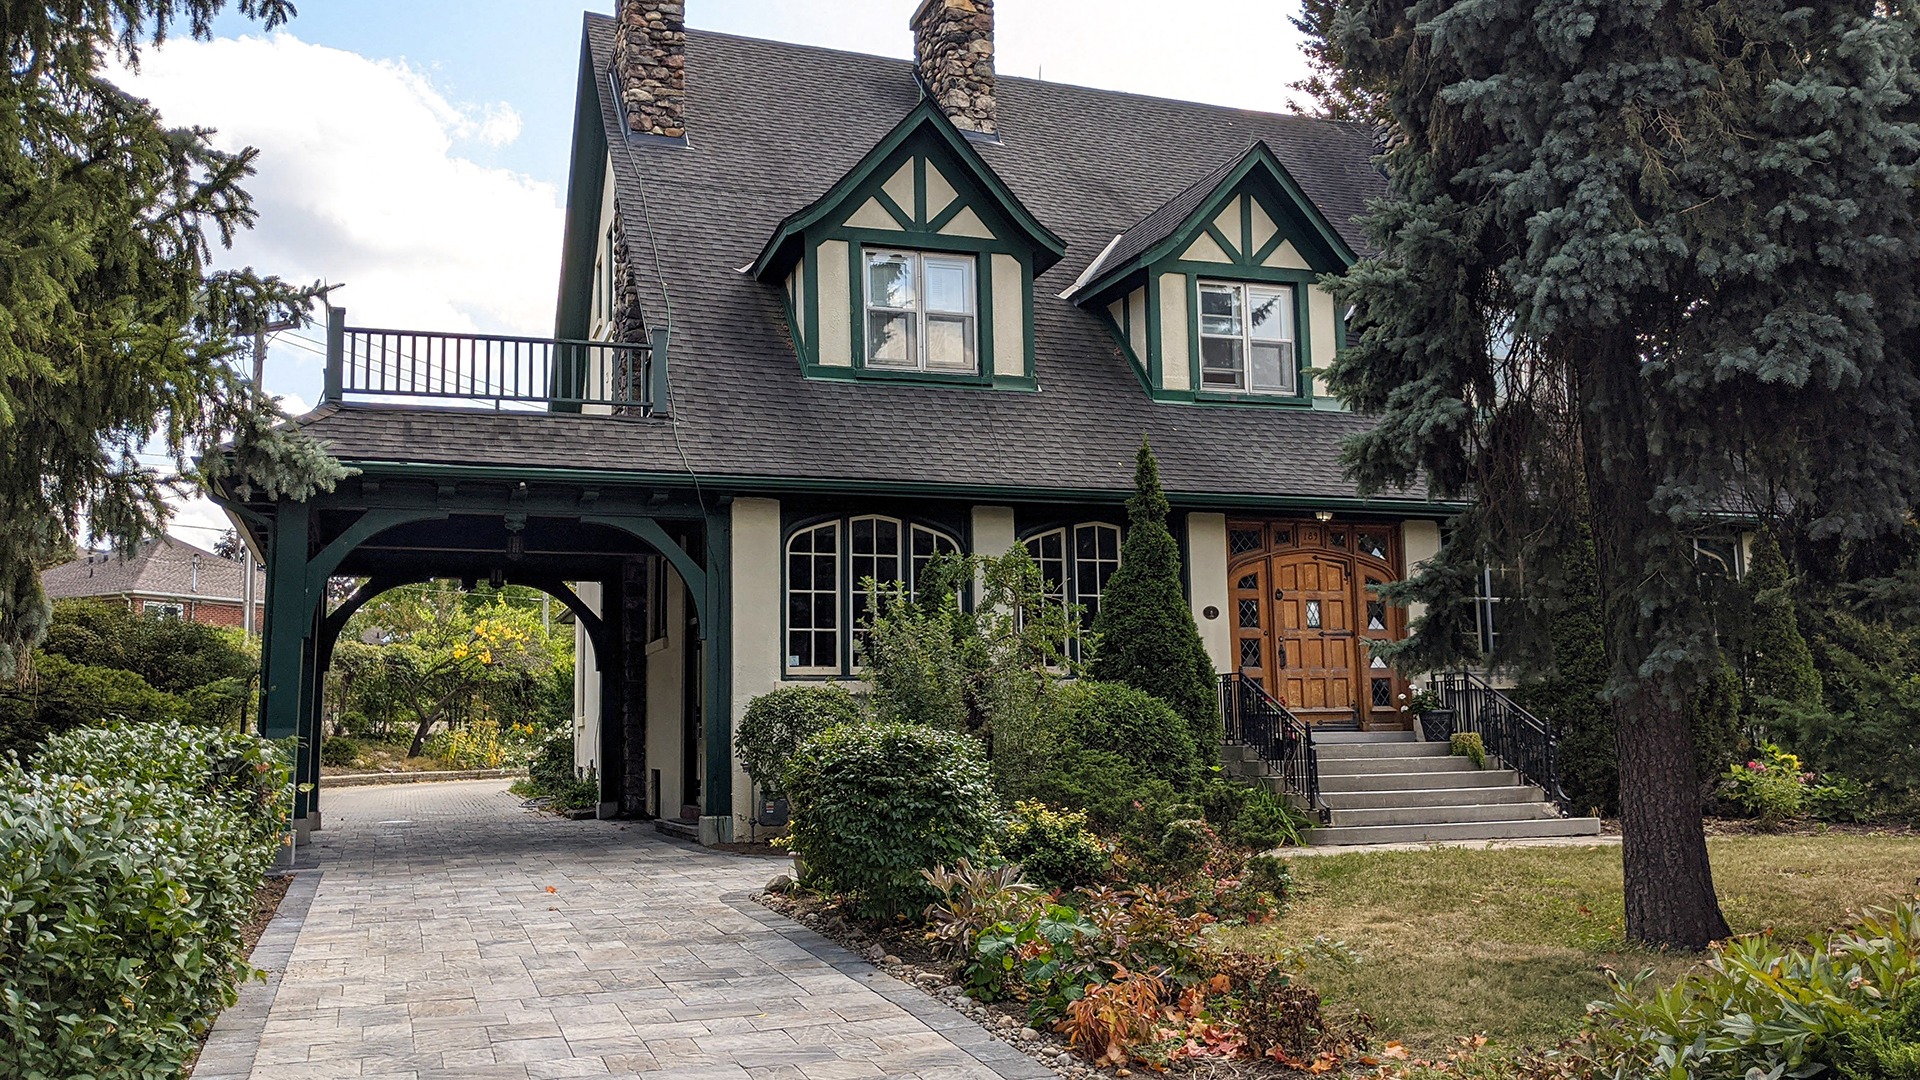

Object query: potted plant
[1402,687,1454,741]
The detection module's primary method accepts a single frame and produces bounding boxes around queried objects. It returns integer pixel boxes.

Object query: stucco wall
[1186,513,1232,674]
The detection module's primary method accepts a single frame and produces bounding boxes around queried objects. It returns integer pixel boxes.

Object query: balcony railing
[319,307,666,415]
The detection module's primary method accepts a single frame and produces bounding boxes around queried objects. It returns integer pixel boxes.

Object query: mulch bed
[1701,817,1919,838]
[240,874,293,959]
[755,888,1299,1080]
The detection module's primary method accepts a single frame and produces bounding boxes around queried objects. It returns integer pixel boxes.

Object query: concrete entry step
[1316,768,1523,792]
[1317,754,1487,776]
[1308,816,1603,846]
[1320,784,1547,809]
[1328,801,1564,827]
[1316,742,1454,761]
[1313,730,1418,744]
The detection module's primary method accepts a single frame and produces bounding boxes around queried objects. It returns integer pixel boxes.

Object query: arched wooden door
[1228,520,1408,729]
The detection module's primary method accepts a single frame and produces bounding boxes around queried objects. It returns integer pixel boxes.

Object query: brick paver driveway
[193,780,1045,1080]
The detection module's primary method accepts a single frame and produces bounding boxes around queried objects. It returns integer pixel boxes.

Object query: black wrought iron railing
[1430,671,1570,812]
[319,307,667,414]
[1219,672,1321,812]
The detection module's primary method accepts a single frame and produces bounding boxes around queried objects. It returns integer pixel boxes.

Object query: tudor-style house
[220,0,1611,847]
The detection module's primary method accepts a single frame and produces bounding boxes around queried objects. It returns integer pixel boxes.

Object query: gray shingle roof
[298,22,1426,507]
[41,536,263,604]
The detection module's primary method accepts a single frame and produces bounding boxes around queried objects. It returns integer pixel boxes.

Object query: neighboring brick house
[40,536,266,629]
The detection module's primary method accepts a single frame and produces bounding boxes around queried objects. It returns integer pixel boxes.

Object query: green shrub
[1002,800,1109,888]
[783,722,998,918]
[1199,777,1312,850]
[1588,899,1920,1080]
[1087,441,1221,765]
[0,652,184,760]
[858,583,968,730]
[1450,730,1486,767]
[320,735,362,767]
[1741,528,1825,716]
[1,721,290,1078]
[735,685,866,797]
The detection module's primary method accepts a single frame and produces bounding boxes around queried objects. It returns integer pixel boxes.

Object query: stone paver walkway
[194,781,1046,1080]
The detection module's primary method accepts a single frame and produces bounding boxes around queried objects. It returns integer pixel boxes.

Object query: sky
[124,0,1317,544]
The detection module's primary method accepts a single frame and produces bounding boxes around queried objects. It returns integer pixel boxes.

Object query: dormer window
[1199,281,1296,394]
[865,249,978,373]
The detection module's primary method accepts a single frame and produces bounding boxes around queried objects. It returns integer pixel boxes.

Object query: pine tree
[1,0,345,673]
[1320,0,1920,947]
[1743,529,1824,713]
[1089,440,1221,767]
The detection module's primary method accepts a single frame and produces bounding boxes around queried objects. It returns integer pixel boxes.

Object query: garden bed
[327,767,521,786]
[756,881,1381,1079]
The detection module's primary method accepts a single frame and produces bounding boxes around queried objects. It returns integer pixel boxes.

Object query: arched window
[1024,521,1123,636]
[785,515,961,676]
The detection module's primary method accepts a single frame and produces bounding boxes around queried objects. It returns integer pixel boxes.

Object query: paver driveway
[193,780,1046,1080]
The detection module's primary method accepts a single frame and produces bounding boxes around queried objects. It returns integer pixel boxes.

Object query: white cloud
[114,33,563,542]
[117,33,563,342]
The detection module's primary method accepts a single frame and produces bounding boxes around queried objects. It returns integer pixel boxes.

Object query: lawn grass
[1222,832,1920,1053]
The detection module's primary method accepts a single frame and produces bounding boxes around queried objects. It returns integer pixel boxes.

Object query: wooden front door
[1228,520,1408,728]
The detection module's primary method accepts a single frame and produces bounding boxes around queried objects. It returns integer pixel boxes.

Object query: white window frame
[1024,522,1123,661]
[143,600,184,619]
[1693,536,1745,581]
[1197,280,1298,395]
[785,521,841,675]
[787,516,961,676]
[863,248,979,374]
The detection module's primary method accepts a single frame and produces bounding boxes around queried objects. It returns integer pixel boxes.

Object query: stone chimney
[614,0,686,139]
[911,0,996,136]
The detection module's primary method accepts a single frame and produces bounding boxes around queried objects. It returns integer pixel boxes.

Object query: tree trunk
[1575,328,1733,950]
[408,716,434,759]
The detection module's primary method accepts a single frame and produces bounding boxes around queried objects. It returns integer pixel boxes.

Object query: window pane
[1201,337,1244,388]
[1248,288,1291,341]
[926,315,974,370]
[924,257,972,313]
[1199,284,1240,336]
[867,311,915,366]
[1251,342,1294,393]
[867,252,914,309]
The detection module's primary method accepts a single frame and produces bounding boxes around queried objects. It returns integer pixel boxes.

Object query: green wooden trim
[702,508,733,826]
[260,500,311,741]
[580,514,708,618]
[913,154,927,226]
[553,32,611,343]
[831,227,1015,254]
[332,459,1464,514]
[1240,193,1255,263]
[1164,261,1322,283]
[1202,223,1238,261]
[804,237,822,367]
[750,100,1065,280]
[1071,141,1356,302]
[978,242,995,382]
[873,188,914,229]
[304,509,452,604]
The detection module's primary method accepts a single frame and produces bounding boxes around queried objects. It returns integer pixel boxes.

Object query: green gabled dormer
[1065,141,1358,406]
[750,99,1066,390]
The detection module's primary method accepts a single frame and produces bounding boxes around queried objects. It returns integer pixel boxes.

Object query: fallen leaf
[545,886,557,893]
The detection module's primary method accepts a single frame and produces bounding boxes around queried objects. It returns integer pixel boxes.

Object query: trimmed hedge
[783,721,997,918]
[0,720,290,1078]
[736,685,868,797]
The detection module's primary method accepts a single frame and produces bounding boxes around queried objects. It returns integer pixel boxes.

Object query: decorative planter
[758,795,790,828]
[1419,708,1456,743]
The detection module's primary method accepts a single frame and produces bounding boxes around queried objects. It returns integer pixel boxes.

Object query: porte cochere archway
[217,463,736,841]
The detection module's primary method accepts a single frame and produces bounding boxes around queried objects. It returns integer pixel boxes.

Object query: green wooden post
[700,507,733,843]
[596,574,626,819]
[260,500,312,743]
[296,602,324,823]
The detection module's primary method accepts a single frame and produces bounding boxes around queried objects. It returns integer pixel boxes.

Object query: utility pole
[241,317,300,639]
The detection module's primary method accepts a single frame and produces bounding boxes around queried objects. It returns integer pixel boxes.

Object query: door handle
[1273,589,1284,601]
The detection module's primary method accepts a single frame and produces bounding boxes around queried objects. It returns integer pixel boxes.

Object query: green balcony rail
[320,307,668,415]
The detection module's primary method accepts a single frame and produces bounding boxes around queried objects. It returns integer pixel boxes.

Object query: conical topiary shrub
[1088,438,1222,768]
